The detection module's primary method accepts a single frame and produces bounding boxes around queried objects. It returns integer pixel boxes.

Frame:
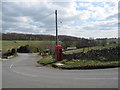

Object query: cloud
[2,0,119,38]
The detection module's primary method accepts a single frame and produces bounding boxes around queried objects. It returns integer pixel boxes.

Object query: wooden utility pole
[55,10,58,46]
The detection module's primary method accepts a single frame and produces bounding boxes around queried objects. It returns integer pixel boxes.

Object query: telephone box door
[55,45,63,61]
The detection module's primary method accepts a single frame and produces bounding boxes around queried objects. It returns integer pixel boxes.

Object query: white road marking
[9,58,38,77]
[11,69,38,77]
[10,63,14,69]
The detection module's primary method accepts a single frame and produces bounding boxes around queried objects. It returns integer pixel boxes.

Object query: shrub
[11,48,16,54]
[17,45,31,53]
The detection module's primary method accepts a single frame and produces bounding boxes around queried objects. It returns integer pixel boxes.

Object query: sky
[1,0,119,38]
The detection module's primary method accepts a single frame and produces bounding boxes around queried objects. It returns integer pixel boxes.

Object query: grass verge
[52,59,120,69]
[37,56,55,66]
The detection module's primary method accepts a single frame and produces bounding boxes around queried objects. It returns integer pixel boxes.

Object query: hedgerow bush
[17,45,31,53]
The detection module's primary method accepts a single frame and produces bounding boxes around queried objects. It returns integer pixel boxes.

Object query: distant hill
[2,33,83,41]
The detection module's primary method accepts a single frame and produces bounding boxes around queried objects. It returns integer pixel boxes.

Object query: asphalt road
[2,53,119,88]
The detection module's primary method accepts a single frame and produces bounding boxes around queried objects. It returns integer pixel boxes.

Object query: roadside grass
[53,59,120,69]
[64,45,117,54]
[37,56,55,65]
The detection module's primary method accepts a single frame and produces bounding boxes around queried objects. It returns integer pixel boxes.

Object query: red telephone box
[55,45,63,61]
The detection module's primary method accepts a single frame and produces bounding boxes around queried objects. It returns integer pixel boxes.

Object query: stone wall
[63,46,119,61]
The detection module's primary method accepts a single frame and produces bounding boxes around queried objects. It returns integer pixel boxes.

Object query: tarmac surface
[2,53,119,88]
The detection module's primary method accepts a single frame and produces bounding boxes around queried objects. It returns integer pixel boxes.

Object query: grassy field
[2,40,55,53]
[64,45,117,54]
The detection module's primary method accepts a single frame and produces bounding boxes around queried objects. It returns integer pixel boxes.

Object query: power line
[39,12,54,21]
